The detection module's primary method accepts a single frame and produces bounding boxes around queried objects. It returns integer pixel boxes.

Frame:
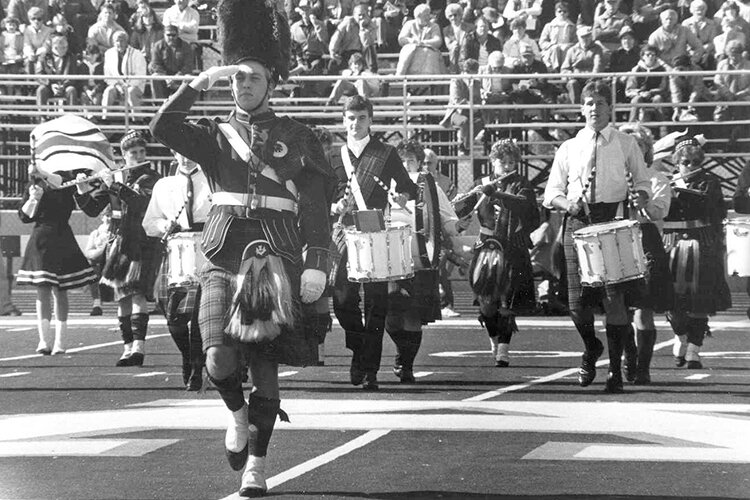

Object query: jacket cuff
[304,246,329,273]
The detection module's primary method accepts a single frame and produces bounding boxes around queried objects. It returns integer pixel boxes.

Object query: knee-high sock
[606,324,627,374]
[686,318,708,347]
[496,316,517,344]
[118,315,133,345]
[130,313,149,342]
[247,393,287,457]
[388,330,422,370]
[210,373,245,412]
[636,329,656,372]
[168,322,190,359]
[571,311,599,353]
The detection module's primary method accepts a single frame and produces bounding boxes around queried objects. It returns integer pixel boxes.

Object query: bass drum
[389,171,442,270]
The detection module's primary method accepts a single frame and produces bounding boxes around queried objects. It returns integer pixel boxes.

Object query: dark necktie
[588,131,600,203]
[184,171,194,229]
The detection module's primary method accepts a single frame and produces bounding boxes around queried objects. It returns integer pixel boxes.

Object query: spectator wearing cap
[593,0,632,56]
[478,50,513,130]
[625,44,668,123]
[608,25,641,102]
[1,17,25,74]
[503,17,541,68]
[23,6,53,74]
[713,40,750,129]
[6,0,48,28]
[87,4,127,53]
[149,23,194,99]
[647,9,704,67]
[396,3,444,75]
[682,0,720,68]
[538,1,576,71]
[460,16,503,67]
[130,5,164,65]
[669,54,711,121]
[440,58,482,155]
[503,0,543,38]
[713,15,747,63]
[443,2,474,73]
[35,32,83,110]
[290,0,329,97]
[102,30,147,122]
[328,3,378,75]
[561,25,603,104]
[510,42,558,122]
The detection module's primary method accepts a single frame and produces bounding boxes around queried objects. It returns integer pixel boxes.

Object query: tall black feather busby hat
[218,0,291,83]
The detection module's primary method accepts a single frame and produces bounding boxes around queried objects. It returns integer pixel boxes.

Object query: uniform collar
[234,109,275,125]
[578,124,614,142]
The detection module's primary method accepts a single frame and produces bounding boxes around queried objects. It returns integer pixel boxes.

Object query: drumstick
[625,170,653,222]
[336,177,354,225]
[579,167,595,217]
[160,202,187,245]
[373,175,412,214]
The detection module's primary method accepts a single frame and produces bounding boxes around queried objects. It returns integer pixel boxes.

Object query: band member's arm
[624,135,651,205]
[18,183,42,222]
[434,185,461,237]
[645,173,671,221]
[74,182,111,218]
[150,84,223,173]
[704,175,727,227]
[386,148,418,199]
[142,180,174,238]
[542,143,580,214]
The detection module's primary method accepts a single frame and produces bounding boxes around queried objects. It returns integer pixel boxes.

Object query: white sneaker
[239,455,267,496]
[441,307,460,318]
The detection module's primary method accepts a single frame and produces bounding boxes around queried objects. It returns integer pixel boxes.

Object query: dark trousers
[332,260,388,373]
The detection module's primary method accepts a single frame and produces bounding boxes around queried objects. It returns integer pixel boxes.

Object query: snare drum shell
[725,218,750,276]
[167,233,205,287]
[572,220,647,286]
[344,223,414,282]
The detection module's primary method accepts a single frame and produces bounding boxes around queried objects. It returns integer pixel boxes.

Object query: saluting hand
[29,184,44,201]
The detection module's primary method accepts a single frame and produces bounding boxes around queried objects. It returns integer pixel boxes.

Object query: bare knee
[206,345,239,380]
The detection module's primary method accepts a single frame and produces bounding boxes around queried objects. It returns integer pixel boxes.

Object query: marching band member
[732,160,750,320]
[330,95,417,391]
[75,130,162,367]
[618,123,673,385]
[543,80,651,393]
[17,172,97,355]
[142,151,211,391]
[456,139,539,367]
[150,0,334,495]
[663,136,731,369]
[385,139,464,383]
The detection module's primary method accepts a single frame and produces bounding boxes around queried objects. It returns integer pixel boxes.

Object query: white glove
[198,64,242,90]
[76,173,94,194]
[29,184,44,201]
[300,269,326,304]
[99,168,114,187]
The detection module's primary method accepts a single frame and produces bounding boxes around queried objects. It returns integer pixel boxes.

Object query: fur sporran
[469,238,508,297]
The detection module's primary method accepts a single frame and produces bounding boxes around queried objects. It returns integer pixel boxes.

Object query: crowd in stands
[0,0,749,143]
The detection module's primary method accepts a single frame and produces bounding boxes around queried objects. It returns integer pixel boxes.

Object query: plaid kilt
[198,260,319,367]
[563,205,646,313]
[154,254,201,321]
[639,222,673,313]
[387,269,442,325]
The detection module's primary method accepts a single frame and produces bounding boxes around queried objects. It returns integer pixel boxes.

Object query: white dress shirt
[162,5,200,43]
[543,124,651,209]
[639,169,671,231]
[347,134,371,159]
[142,167,211,237]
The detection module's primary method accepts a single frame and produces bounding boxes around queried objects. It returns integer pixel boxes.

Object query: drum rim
[572,219,640,236]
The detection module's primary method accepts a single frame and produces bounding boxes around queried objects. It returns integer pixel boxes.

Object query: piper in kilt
[143,152,212,391]
[663,136,731,370]
[75,130,162,367]
[543,81,651,393]
[150,0,335,495]
[618,123,674,385]
[456,139,539,367]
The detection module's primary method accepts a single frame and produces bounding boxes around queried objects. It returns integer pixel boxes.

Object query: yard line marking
[0,371,30,378]
[279,371,299,378]
[0,333,170,363]
[413,371,433,378]
[133,372,167,378]
[685,374,711,380]
[218,430,391,500]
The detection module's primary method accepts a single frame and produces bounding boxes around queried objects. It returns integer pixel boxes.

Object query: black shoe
[120,352,144,367]
[362,372,379,391]
[186,365,203,392]
[115,353,132,367]
[182,360,192,386]
[686,360,703,369]
[604,372,624,393]
[623,349,637,383]
[226,444,249,471]
[674,356,686,367]
[393,365,415,383]
[89,306,103,316]
[633,371,651,385]
[578,339,604,387]
[495,359,510,368]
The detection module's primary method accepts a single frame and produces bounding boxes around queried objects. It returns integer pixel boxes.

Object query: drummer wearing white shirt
[543,80,651,394]
[143,151,211,391]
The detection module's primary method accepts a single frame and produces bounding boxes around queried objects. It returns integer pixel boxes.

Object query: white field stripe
[0,333,170,362]
[218,430,390,500]
[214,336,678,498]
[0,372,30,378]
[464,338,676,402]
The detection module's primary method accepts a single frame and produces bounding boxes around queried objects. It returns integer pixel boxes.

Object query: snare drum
[166,232,205,287]
[344,222,414,282]
[725,217,750,276]
[572,220,647,287]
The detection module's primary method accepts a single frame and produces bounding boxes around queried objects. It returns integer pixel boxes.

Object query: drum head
[573,219,637,236]
[415,172,441,269]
